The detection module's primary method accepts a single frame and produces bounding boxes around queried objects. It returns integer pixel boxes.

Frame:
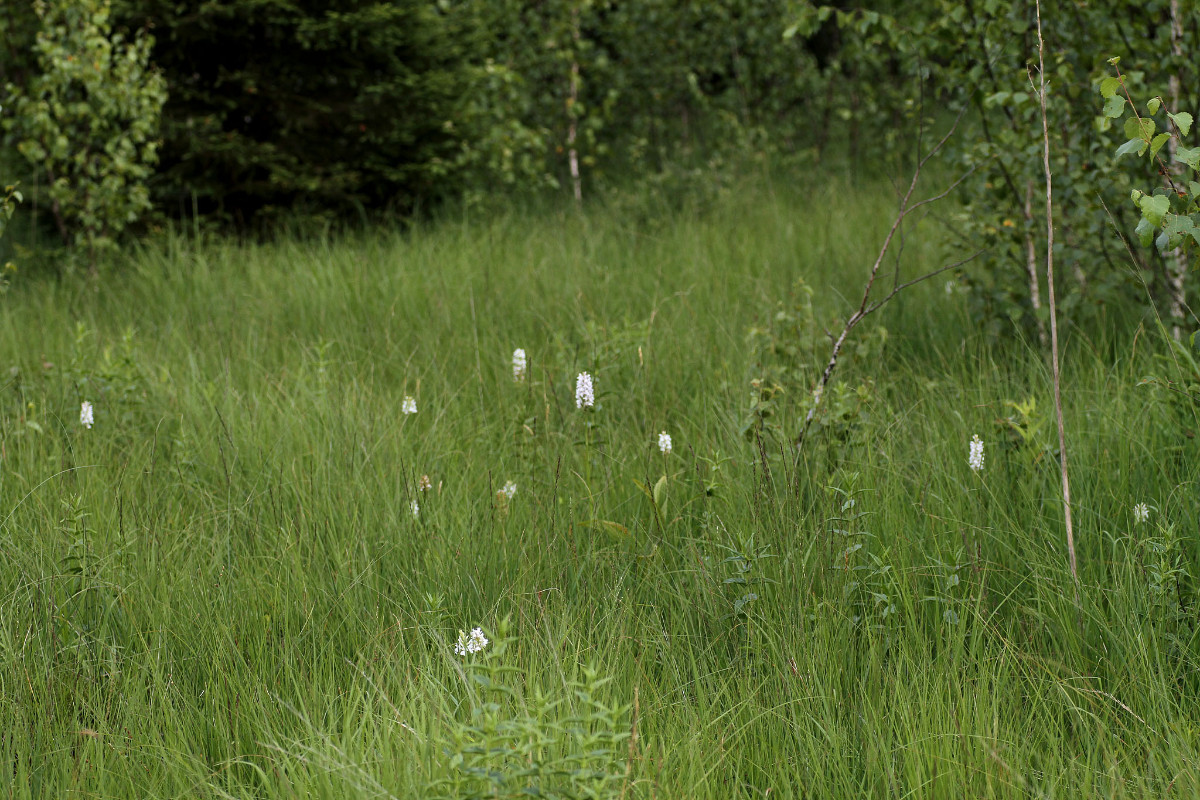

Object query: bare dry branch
[866,250,984,315]
[794,105,972,452]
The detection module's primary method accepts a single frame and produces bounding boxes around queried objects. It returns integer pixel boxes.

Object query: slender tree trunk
[42,164,70,245]
[566,4,582,206]
[816,77,835,156]
[1024,180,1048,347]
[1165,0,1187,339]
[849,87,860,167]
[1035,0,1080,604]
[49,197,69,246]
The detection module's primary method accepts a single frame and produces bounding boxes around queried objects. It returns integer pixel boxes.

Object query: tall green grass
[1,172,1198,798]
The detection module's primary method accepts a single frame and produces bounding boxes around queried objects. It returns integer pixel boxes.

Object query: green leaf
[1124,116,1155,140]
[1175,146,1200,171]
[1102,94,1125,118]
[986,91,1011,108]
[1099,76,1120,99]
[652,474,667,510]
[1150,133,1171,160]
[1163,213,1198,246]
[1135,217,1156,247]
[1147,97,1161,115]
[1169,111,1194,136]
[1115,138,1146,160]
[1138,193,1171,224]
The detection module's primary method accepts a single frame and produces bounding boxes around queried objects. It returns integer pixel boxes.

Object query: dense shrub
[3,0,165,268]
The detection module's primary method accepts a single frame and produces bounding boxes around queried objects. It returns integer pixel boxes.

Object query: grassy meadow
[3,171,1200,798]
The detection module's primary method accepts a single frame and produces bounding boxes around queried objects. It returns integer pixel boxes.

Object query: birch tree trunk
[1165,0,1187,339]
[1024,180,1048,347]
[566,4,583,206]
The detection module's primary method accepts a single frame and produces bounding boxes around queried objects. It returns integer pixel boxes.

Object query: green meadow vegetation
[3,170,1200,798]
[3,0,1200,796]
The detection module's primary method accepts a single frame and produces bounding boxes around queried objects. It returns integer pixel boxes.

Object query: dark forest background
[1,0,1197,335]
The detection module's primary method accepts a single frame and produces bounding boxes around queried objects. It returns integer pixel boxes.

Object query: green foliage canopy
[3,0,825,231]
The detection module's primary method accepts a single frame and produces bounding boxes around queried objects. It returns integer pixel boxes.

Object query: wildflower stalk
[576,372,596,518]
[658,431,672,492]
[584,421,595,520]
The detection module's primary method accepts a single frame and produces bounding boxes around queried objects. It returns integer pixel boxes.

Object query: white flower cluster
[80,401,94,429]
[1133,502,1150,525]
[454,627,490,656]
[500,481,517,500]
[575,372,594,409]
[658,431,672,455]
[418,474,432,492]
[968,434,984,472]
[512,348,527,382]
[410,499,420,518]
[402,396,418,415]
